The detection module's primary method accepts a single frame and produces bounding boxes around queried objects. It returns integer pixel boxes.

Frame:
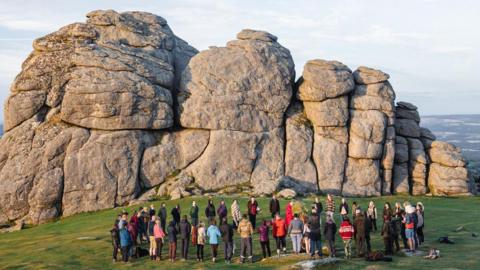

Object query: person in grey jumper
[288,214,304,254]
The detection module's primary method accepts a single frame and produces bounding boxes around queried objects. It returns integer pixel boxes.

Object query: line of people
[109,194,425,264]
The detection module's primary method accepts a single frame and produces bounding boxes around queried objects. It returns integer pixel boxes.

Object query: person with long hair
[367,201,378,232]
[416,202,425,245]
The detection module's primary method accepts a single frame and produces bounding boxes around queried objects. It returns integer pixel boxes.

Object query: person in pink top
[285,201,294,227]
[153,218,165,261]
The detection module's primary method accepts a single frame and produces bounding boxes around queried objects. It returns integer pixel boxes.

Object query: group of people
[109,194,425,264]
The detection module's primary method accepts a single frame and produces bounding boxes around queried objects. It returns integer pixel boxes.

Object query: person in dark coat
[158,203,167,231]
[190,201,199,227]
[381,217,393,255]
[219,217,234,263]
[339,198,349,222]
[390,214,401,252]
[205,199,216,223]
[179,215,191,260]
[314,197,323,225]
[149,204,156,219]
[269,195,280,218]
[323,215,337,257]
[353,209,366,257]
[172,204,181,227]
[110,222,121,262]
[258,219,271,259]
[308,209,322,259]
[167,221,178,262]
[247,197,259,229]
[364,211,372,253]
[217,200,228,225]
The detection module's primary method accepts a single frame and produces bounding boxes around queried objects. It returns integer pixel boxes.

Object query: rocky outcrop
[0,10,474,226]
[343,67,395,196]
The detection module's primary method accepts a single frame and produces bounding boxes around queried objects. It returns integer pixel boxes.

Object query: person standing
[288,214,304,254]
[285,201,294,227]
[351,202,358,222]
[395,203,408,249]
[308,209,322,259]
[158,203,167,231]
[110,222,121,262]
[416,202,425,246]
[353,209,366,257]
[205,199,216,224]
[326,194,335,220]
[148,216,157,260]
[231,199,242,229]
[149,204,156,219]
[339,216,354,260]
[179,215,191,261]
[238,214,254,263]
[220,217,234,264]
[302,215,311,255]
[258,220,271,260]
[127,220,138,258]
[217,200,228,225]
[390,213,401,252]
[207,219,222,262]
[270,195,280,218]
[364,211,372,253]
[153,217,165,261]
[339,198,349,222]
[190,201,199,227]
[381,216,393,255]
[272,214,287,257]
[196,222,206,262]
[119,219,132,263]
[247,197,259,229]
[134,210,144,244]
[142,207,150,242]
[405,205,416,253]
[323,215,337,257]
[167,221,178,262]
[171,204,181,228]
[367,201,377,232]
[314,197,323,226]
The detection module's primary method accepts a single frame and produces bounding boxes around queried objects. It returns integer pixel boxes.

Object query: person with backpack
[196,221,206,262]
[308,209,322,259]
[247,197,259,229]
[171,204,181,227]
[190,201,199,227]
[220,217,234,264]
[405,205,416,253]
[288,213,304,255]
[205,199,216,224]
[179,215,191,260]
[110,221,121,262]
[148,216,157,260]
[217,200,228,225]
[339,216,354,259]
[238,214,254,263]
[207,219,222,262]
[270,195,280,218]
[167,221,178,262]
[258,219,271,260]
[158,203,167,231]
[339,198,349,222]
[381,216,393,255]
[367,201,378,232]
[324,215,337,257]
[272,214,287,257]
[353,209,366,257]
[153,217,165,261]
[231,199,242,229]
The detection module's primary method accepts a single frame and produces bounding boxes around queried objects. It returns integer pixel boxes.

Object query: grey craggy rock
[140,129,209,188]
[343,158,381,196]
[178,29,295,133]
[353,66,390,85]
[284,104,318,192]
[393,135,410,194]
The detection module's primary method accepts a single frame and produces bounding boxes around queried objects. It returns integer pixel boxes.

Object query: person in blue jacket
[207,219,222,262]
[119,219,132,263]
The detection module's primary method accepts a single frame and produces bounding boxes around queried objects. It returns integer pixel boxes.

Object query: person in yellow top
[237,214,254,263]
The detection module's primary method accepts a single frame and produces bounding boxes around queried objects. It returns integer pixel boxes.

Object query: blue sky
[1,0,479,122]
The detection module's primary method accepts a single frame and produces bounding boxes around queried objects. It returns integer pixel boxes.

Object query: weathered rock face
[177,29,295,133]
[0,10,474,226]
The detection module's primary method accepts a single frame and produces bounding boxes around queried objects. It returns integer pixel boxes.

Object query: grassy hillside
[1,195,480,270]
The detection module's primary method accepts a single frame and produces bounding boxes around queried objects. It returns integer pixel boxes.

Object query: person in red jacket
[285,201,294,227]
[339,216,354,259]
[272,214,287,257]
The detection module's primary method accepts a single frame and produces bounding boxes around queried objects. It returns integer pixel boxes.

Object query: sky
[0,0,479,122]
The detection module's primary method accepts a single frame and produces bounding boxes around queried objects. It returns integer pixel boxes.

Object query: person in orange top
[285,201,294,227]
[272,214,287,257]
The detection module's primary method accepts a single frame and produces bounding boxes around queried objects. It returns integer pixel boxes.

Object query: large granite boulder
[178,29,295,133]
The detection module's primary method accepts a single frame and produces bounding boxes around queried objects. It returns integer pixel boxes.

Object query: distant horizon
[1,0,480,121]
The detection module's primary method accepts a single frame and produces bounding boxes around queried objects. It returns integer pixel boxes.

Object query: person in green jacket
[190,201,199,226]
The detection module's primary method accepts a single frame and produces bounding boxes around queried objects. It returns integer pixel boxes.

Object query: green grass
[1,195,480,270]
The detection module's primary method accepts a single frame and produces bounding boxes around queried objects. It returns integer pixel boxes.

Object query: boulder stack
[0,10,474,226]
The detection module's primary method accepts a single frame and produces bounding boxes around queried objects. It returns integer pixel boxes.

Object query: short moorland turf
[1,195,479,270]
